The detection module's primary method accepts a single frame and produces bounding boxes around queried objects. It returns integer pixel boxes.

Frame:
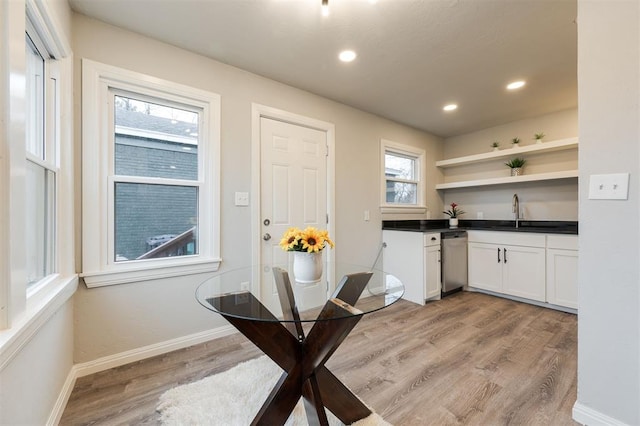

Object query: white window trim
[81,59,221,287]
[380,139,427,214]
[1,0,76,361]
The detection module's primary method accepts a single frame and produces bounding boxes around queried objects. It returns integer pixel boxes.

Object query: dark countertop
[382,219,578,235]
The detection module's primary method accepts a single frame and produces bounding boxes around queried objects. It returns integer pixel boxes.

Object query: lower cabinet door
[546,248,578,309]
[502,244,546,302]
[468,242,502,292]
[425,244,441,299]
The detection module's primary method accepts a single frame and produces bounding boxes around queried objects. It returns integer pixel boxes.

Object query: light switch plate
[588,173,630,200]
[235,191,249,206]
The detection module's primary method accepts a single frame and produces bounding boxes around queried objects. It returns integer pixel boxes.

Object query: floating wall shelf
[435,137,579,169]
[435,170,579,190]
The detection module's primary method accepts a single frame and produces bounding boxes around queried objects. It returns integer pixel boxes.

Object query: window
[380,139,426,212]
[82,60,221,287]
[25,30,57,289]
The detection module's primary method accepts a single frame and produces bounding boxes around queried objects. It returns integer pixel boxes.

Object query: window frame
[380,139,427,214]
[81,59,221,287]
[0,0,75,339]
[24,30,59,292]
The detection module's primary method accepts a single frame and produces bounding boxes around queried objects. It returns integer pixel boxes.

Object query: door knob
[263,233,271,241]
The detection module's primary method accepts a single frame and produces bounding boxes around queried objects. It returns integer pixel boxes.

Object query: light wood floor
[60,292,578,425]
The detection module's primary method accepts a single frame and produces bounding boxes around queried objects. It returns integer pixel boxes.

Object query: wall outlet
[240,281,250,291]
[477,211,484,219]
[364,210,370,221]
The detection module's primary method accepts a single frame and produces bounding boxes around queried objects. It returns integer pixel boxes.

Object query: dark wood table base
[211,269,374,425]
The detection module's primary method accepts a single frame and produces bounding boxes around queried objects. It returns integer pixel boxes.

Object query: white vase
[512,144,520,149]
[536,139,543,144]
[449,218,459,229]
[292,251,323,284]
[492,147,500,152]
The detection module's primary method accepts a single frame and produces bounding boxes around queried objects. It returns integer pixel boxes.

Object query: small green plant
[491,141,500,148]
[511,137,521,145]
[505,157,526,168]
[534,132,545,140]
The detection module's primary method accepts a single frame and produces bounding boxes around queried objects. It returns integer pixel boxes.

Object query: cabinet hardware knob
[263,233,271,241]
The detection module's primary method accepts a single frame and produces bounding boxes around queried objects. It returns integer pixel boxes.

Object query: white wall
[574,1,640,425]
[0,302,74,425]
[71,14,443,363]
[441,109,578,220]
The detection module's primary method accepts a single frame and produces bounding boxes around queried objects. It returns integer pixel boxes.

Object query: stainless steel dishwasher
[441,230,468,296]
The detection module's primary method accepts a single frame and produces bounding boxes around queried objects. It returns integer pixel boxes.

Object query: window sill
[81,258,222,288]
[380,205,428,215]
[0,274,78,371]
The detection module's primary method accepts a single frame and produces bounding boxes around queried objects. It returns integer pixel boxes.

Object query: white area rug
[157,356,391,425]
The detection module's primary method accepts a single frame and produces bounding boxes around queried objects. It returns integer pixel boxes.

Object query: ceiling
[68,0,578,138]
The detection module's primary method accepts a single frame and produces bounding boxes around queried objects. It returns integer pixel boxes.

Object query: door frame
[251,103,336,269]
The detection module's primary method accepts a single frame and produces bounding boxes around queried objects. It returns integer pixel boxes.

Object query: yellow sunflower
[300,227,325,253]
[279,227,302,251]
[318,229,335,249]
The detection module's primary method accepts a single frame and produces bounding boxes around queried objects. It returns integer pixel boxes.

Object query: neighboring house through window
[81,60,221,287]
[380,139,426,213]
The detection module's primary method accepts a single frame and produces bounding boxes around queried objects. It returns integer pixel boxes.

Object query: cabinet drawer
[424,232,440,246]
[466,230,545,248]
[547,235,578,250]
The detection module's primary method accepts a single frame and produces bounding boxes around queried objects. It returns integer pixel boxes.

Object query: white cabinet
[382,230,441,306]
[467,243,502,292]
[467,231,546,302]
[425,241,442,299]
[502,245,546,301]
[546,235,578,309]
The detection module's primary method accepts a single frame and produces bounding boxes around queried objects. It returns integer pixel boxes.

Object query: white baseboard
[573,402,629,426]
[74,325,237,377]
[47,367,78,426]
[49,325,236,424]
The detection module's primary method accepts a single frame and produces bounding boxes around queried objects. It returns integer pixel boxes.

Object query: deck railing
[136,226,197,260]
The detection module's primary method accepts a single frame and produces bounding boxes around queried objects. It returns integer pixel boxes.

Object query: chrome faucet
[512,193,520,228]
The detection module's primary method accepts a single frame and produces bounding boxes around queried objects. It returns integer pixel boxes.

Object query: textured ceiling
[68,0,578,138]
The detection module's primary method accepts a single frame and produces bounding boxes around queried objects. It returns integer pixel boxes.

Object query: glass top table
[196,262,404,323]
[195,262,404,426]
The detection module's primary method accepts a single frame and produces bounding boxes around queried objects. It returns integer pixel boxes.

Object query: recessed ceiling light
[507,80,526,90]
[443,104,458,112]
[339,50,357,62]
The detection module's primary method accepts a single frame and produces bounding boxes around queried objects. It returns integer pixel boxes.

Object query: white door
[260,117,328,314]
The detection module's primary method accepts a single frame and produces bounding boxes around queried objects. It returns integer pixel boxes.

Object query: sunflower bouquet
[279,227,334,253]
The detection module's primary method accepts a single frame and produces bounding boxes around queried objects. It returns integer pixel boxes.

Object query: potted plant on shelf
[534,132,545,144]
[491,141,500,151]
[505,157,526,176]
[279,226,334,284]
[511,137,521,148]
[443,202,465,229]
